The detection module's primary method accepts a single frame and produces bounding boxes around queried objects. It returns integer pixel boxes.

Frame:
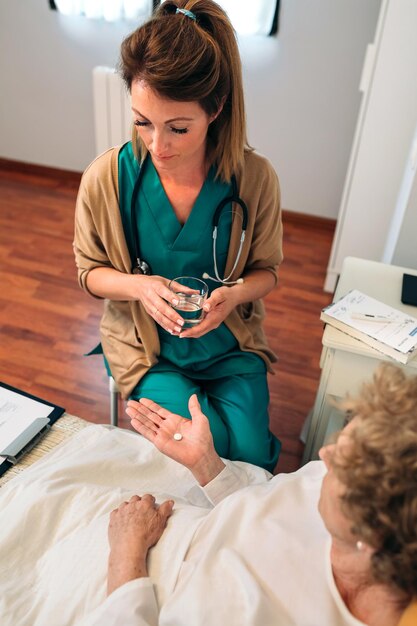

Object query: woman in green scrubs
[74,1,283,472]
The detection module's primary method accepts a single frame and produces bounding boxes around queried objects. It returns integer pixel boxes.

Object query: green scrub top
[118,142,265,379]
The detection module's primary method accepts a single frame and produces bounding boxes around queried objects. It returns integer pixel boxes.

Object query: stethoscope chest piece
[132,259,152,275]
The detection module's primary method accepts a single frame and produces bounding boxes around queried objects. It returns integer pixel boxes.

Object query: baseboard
[0,157,82,184]
[282,208,336,231]
[0,158,338,230]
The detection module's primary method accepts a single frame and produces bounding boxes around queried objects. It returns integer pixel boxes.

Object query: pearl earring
[356,540,364,551]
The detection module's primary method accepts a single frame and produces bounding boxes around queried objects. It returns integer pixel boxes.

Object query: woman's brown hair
[333,364,417,597]
[119,0,249,181]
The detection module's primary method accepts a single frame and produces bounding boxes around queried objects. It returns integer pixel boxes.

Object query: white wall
[383,121,417,269]
[392,172,417,269]
[0,0,381,218]
[324,0,417,290]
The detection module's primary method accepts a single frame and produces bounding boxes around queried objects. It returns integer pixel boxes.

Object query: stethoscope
[130,155,248,285]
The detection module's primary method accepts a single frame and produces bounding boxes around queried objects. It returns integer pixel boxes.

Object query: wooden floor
[0,160,335,473]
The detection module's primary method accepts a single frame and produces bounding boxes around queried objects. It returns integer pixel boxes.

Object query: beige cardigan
[74,146,283,398]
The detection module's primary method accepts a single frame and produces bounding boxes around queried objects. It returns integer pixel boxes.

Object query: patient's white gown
[0,425,365,626]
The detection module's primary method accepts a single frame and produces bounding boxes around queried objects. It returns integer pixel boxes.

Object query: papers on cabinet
[320,290,417,364]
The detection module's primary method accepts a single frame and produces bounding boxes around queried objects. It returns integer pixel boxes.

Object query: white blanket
[0,425,268,626]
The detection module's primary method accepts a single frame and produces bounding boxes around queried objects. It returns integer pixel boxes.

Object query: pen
[350,312,395,322]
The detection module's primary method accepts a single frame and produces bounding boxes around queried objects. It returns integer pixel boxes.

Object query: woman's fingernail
[175,326,182,333]
[177,319,184,326]
[172,298,179,306]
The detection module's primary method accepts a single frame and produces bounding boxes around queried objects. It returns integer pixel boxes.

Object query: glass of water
[169,276,209,328]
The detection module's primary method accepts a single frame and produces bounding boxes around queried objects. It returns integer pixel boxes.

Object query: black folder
[0,382,65,478]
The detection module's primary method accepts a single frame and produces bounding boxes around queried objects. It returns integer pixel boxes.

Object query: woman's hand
[178,270,277,338]
[107,494,174,595]
[178,286,238,339]
[86,268,185,334]
[134,274,185,335]
[127,394,225,486]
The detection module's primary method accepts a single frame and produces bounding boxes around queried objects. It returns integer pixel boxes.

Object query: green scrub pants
[131,371,280,473]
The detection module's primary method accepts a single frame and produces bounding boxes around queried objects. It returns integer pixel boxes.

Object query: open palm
[126,394,214,470]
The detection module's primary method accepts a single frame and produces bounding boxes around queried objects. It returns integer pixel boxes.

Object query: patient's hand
[107,494,173,595]
[127,394,225,486]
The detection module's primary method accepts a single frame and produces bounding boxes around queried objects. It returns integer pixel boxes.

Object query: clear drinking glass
[169,276,209,328]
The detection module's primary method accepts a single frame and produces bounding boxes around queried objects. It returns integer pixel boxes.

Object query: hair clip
[176,8,196,21]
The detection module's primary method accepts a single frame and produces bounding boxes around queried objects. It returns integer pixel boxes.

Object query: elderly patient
[90,363,417,626]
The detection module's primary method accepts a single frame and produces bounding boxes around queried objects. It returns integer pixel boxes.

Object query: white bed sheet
[0,424,268,626]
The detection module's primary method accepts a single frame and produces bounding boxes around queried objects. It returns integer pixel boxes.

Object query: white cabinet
[303,257,417,463]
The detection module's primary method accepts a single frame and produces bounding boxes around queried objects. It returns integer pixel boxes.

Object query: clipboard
[0,382,65,478]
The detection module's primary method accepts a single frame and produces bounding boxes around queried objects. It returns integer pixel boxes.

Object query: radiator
[92,66,132,155]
